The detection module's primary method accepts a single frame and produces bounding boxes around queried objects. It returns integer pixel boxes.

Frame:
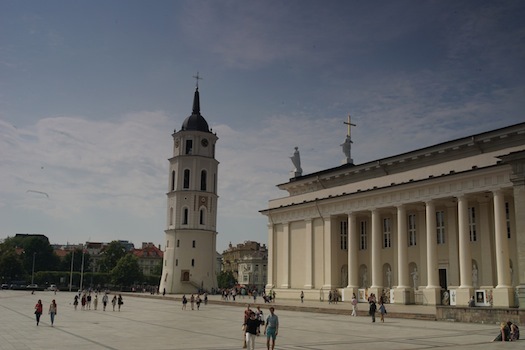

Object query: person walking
[93,294,98,310]
[117,294,123,311]
[182,295,188,310]
[368,293,377,323]
[111,295,117,311]
[34,299,43,326]
[378,297,387,322]
[264,307,279,350]
[243,304,252,348]
[102,293,108,311]
[73,295,79,310]
[300,291,304,303]
[49,299,57,326]
[351,293,358,317]
[244,311,262,350]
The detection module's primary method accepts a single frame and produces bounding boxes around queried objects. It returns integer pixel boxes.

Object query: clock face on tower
[201,138,209,147]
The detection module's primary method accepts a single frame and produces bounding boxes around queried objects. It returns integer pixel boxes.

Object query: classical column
[425,200,440,288]
[304,219,313,289]
[397,205,409,288]
[281,222,290,288]
[493,190,511,288]
[347,213,359,288]
[370,209,382,289]
[265,223,275,290]
[457,195,472,288]
[323,217,333,288]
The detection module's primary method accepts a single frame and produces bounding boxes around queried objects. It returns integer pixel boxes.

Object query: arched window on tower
[171,170,176,191]
[183,208,189,225]
[185,139,193,155]
[169,207,174,226]
[200,208,205,225]
[200,170,207,191]
[183,169,190,189]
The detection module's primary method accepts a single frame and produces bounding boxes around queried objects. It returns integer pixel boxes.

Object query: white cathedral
[159,85,219,294]
[261,121,525,308]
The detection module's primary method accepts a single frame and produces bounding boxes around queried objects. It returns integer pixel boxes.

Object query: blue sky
[1,0,524,252]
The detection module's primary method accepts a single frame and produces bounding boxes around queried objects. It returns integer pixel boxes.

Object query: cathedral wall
[313,218,324,288]
[274,224,285,288]
[289,220,306,288]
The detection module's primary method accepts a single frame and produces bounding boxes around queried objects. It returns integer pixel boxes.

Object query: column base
[393,287,412,305]
[517,285,525,309]
[455,287,474,307]
[422,287,442,305]
[492,287,515,307]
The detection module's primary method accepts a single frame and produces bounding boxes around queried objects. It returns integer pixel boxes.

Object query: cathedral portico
[262,123,525,307]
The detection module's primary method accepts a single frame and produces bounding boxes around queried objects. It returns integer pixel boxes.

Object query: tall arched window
[171,170,176,191]
[183,208,189,225]
[200,208,205,225]
[183,169,190,189]
[200,170,207,191]
[169,207,174,226]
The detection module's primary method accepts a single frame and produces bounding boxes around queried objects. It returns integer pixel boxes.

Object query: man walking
[264,307,279,350]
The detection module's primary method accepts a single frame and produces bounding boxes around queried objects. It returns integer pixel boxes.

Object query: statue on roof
[290,147,303,177]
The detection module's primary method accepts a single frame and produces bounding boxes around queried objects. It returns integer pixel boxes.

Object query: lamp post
[79,244,85,292]
[69,249,75,292]
[31,252,36,285]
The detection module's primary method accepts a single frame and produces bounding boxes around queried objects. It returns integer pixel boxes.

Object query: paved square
[0,290,521,349]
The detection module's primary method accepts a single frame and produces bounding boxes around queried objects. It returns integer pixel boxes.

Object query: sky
[1,0,524,253]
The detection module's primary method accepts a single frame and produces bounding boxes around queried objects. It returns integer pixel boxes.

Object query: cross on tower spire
[193,72,203,89]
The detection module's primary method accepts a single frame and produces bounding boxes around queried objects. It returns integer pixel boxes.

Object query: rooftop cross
[343,114,356,137]
[193,72,203,88]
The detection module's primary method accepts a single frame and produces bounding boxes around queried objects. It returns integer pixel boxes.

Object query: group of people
[493,321,520,342]
[73,291,123,312]
[242,304,279,350]
[181,293,207,310]
[367,293,387,322]
[33,299,57,326]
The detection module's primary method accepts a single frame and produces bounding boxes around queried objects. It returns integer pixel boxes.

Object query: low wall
[437,306,524,325]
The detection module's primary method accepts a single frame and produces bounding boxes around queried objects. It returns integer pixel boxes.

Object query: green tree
[100,241,126,272]
[111,254,143,286]
[2,235,60,275]
[217,270,237,289]
[0,248,25,282]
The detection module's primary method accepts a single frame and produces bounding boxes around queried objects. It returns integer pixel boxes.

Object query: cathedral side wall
[290,220,306,288]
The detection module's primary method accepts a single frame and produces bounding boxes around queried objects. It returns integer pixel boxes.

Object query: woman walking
[49,299,57,326]
[34,299,43,326]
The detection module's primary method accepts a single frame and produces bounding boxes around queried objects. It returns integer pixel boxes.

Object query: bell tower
[160,80,219,294]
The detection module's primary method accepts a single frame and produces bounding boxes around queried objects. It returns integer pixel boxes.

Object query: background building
[222,241,267,291]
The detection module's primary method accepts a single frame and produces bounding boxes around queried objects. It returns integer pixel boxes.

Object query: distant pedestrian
[49,299,57,326]
[117,294,123,311]
[73,295,79,310]
[351,293,358,317]
[102,293,108,311]
[196,295,202,310]
[368,293,377,323]
[243,304,252,348]
[182,295,188,310]
[34,299,43,326]
[93,294,98,310]
[190,294,195,310]
[379,298,387,322]
[300,291,304,303]
[81,294,86,310]
[204,292,208,305]
[87,293,92,309]
[264,307,279,350]
[111,295,117,311]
